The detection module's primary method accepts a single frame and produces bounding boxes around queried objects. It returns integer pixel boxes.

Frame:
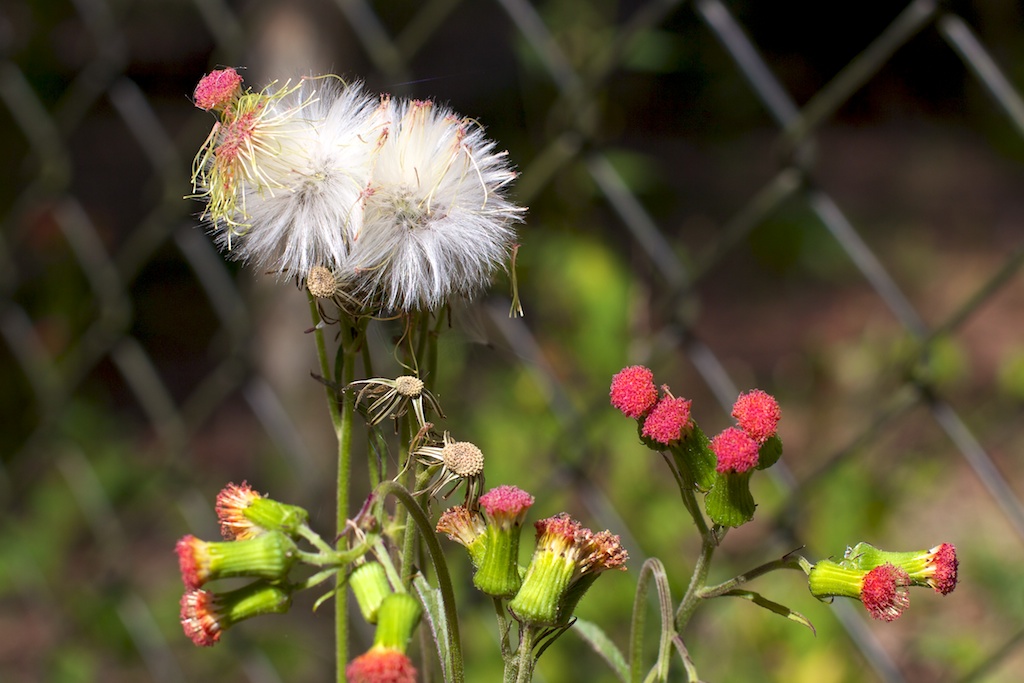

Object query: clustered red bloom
[609,365,658,419]
[926,543,959,596]
[710,426,760,474]
[345,648,418,683]
[176,534,210,589]
[193,68,243,111]
[216,481,263,540]
[479,485,534,528]
[641,395,693,445]
[180,588,222,647]
[731,389,781,444]
[860,563,911,622]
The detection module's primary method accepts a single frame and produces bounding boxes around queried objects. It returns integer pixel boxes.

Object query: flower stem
[674,520,718,632]
[308,293,355,682]
[514,624,536,683]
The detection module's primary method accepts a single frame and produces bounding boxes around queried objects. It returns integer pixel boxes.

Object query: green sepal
[669,424,717,492]
[703,470,755,527]
[473,524,523,598]
[807,559,862,601]
[755,433,783,471]
[206,531,298,582]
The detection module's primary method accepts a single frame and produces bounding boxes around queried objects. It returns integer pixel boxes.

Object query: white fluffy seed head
[193,74,523,313]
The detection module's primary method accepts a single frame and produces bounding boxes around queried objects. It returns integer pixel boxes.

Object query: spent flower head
[412,431,485,502]
[350,97,524,311]
[348,374,443,428]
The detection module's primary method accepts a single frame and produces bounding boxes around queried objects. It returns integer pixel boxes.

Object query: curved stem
[674,529,717,632]
[697,556,805,600]
[377,481,465,683]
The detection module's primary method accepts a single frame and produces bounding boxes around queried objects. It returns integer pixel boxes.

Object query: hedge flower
[710,426,760,474]
[180,582,292,647]
[610,365,658,419]
[642,395,693,445]
[731,389,781,444]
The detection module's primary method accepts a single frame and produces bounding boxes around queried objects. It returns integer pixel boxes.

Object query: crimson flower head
[923,543,959,596]
[345,648,417,683]
[193,68,243,111]
[641,395,693,445]
[860,563,911,622]
[479,485,534,529]
[731,389,781,444]
[180,582,292,647]
[474,485,535,597]
[610,366,658,419]
[710,426,760,474]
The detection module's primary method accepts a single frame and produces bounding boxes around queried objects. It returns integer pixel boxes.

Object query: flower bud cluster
[609,366,782,527]
[437,486,628,628]
[175,482,312,646]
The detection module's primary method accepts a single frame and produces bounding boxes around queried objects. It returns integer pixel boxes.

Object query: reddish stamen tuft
[860,563,910,622]
[710,426,760,474]
[345,648,418,683]
[731,389,781,444]
[929,543,959,596]
[194,68,243,111]
[180,589,222,647]
[641,396,693,445]
[610,366,658,419]
[479,485,534,523]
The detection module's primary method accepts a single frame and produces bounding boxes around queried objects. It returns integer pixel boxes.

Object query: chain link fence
[3,1,1024,681]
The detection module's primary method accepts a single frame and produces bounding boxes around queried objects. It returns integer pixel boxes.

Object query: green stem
[697,556,805,600]
[308,293,357,682]
[514,624,536,683]
[674,526,717,632]
[377,481,464,683]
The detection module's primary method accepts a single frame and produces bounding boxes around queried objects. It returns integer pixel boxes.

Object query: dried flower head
[641,395,693,445]
[349,374,443,427]
[413,431,485,501]
[610,365,658,419]
[710,426,760,474]
[732,389,781,444]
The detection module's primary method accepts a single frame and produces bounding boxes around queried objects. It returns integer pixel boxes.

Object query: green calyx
[473,524,524,598]
[350,562,393,623]
[508,549,575,627]
[219,581,293,628]
[244,497,309,537]
[207,531,298,583]
[372,593,422,652]
[807,559,863,601]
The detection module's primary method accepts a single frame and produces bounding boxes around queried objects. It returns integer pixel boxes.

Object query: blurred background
[3,0,1024,681]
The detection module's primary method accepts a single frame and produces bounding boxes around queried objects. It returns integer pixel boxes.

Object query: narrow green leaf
[573,618,628,682]
[721,589,816,635]
[630,558,676,683]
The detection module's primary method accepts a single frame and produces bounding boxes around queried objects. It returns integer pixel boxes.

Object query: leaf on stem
[413,574,452,682]
[572,618,628,683]
[720,589,816,635]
